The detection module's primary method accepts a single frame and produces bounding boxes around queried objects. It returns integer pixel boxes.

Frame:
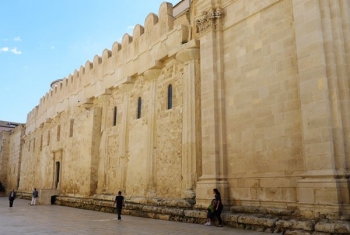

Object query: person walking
[8,189,16,207]
[31,188,39,205]
[113,191,125,221]
[213,188,224,227]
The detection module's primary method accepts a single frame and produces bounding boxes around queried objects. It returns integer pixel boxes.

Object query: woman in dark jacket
[213,188,223,227]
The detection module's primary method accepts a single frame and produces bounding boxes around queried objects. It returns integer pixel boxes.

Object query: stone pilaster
[176,47,201,199]
[118,84,134,193]
[96,93,111,192]
[293,0,350,218]
[144,69,162,197]
[194,5,229,207]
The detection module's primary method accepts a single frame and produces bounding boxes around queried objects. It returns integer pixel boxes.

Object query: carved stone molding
[176,48,200,63]
[118,84,134,93]
[143,69,162,82]
[195,7,224,36]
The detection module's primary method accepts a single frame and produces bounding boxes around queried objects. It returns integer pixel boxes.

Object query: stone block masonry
[2,0,350,234]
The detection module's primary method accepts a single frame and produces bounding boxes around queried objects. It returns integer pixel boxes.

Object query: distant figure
[31,188,39,205]
[113,191,125,221]
[8,189,16,207]
[213,188,223,227]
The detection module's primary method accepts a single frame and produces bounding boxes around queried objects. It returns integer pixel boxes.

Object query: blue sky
[0,0,179,123]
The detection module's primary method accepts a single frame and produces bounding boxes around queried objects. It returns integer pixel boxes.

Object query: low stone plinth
[52,196,350,235]
[38,189,60,205]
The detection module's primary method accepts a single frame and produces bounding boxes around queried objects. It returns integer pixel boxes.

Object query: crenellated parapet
[25,2,190,134]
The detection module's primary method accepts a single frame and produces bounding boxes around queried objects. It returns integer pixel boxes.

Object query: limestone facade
[1,0,350,230]
[0,124,24,191]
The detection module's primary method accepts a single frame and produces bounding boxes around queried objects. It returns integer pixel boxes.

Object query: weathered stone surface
[313,232,329,235]
[142,205,163,213]
[157,199,192,208]
[184,210,206,219]
[161,207,185,216]
[92,194,114,201]
[315,221,350,234]
[222,213,239,222]
[232,206,296,216]
[276,219,315,231]
[238,215,277,227]
[284,230,312,235]
[125,203,144,211]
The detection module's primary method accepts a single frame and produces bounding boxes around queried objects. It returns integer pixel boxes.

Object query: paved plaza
[0,197,266,235]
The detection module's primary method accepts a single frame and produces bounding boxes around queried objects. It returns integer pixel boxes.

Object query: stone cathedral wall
[224,0,303,207]
[20,2,192,200]
[2,0,350,234]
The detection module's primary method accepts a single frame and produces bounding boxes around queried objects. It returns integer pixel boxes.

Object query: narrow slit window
[113,107,117,126]
[40,134,43,151]
[47,130,50,146]
[137,97,142,119]
[168,84,173,110]
[57,125,61,142]
[69,119,74,137]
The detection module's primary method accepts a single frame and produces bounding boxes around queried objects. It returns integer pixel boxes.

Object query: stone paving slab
[0,197,265,235]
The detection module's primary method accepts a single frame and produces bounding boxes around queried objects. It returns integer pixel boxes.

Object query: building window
[47,130,50,146]
[57,125,61,142]
[137,97,142,119]
[113,107,117,126]
[40,134,43,151]
[168,84,173,110]
[69,119,74,137]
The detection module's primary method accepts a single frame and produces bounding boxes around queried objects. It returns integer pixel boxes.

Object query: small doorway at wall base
[55,161,60,189]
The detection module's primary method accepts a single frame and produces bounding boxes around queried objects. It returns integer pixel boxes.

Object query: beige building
[1,0,350,233]
[0,121,24,191]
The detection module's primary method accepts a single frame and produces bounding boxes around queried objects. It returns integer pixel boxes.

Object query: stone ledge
[276,219,315,231]
[315,221,350,234]
[232,206,297,216]
[27,195,350,235]
[238,215,277,227]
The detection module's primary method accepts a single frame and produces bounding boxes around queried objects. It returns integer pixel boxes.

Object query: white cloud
[127,25,135,30]
[0,47,22,54]
[1,47,9,52]
[13,36,21,41]
[51,46,55,50]
[10,47,22,54]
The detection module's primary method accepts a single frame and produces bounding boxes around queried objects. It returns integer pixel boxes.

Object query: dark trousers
[215,206,223,225]
[207,210,215,220]
[9,199,14,207]
[116,206,122,220]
